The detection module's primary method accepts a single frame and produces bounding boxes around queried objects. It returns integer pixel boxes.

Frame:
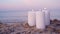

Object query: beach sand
[0,19,60,34]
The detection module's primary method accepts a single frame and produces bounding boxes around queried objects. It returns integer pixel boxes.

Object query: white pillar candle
[36,11,45,29]
[42,8,50,25]
[28,11,36,26]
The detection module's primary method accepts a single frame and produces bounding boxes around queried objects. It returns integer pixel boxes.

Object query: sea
[0,10,60,23]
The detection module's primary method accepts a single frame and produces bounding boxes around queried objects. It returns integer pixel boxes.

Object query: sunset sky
[0,0,60,22]
[0,0,60,10]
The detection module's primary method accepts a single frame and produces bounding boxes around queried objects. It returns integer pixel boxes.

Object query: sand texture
[0,19,60,34]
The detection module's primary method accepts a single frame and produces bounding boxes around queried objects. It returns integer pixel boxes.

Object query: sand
[0,20,60,34]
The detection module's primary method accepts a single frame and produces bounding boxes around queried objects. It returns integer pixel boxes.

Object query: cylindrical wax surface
[36,11,45,29]
[28,11,36,26]
[42,10,50,25]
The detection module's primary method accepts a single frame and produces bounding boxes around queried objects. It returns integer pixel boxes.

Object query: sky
[0,0,60,10]
[0,0,60,22]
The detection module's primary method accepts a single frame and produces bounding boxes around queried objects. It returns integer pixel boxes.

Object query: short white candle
[36,11,45,29]
[28,11,36,26]
[42,8,50,25]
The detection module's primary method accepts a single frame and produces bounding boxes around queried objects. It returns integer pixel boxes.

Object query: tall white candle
[28,11,36,26]
[36,11,45,29]
[42,8,50,25]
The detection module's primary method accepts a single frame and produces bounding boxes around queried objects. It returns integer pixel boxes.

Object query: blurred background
[0,0,60,23]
